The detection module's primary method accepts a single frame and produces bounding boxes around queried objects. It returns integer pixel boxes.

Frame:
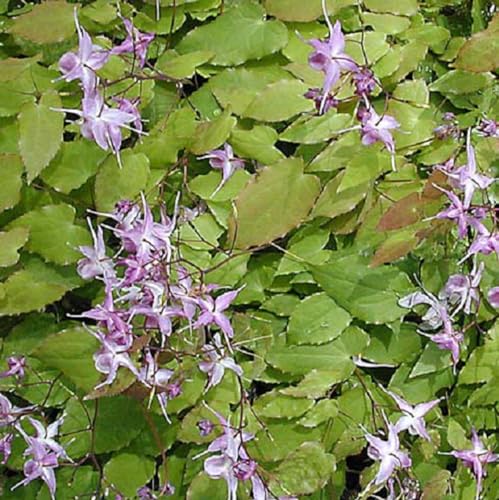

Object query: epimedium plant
[0,0,498,499]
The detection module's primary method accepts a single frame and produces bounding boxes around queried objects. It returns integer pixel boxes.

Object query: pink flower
[353,67,376,96]
[439,262,483,315]
[304,88,339,114]
[195,288,241,339]
[307,17,357,114]
[487,286,499,308]
[111,18,154,68]
[385,390,441,441]
[358,103,399,155]
[433,186,481,239]
[365,424,411,485]
[441,130,493,209]
[198,144,245,196]
[477,118,499,138]
[0,356,26,380]
[58,9,109,92]
[0,433,13,464]
[451,428,498,499]
[199,334,243,390]
[77,219,115,282]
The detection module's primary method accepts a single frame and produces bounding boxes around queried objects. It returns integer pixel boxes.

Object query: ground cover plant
[0,0,498,498]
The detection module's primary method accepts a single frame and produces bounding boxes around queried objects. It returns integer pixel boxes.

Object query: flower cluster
[54,10,154,164]
[304,2,399,167]
[0,391,68,499]
[75,195,244,406]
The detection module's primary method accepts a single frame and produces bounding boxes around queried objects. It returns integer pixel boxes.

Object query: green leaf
[254,391,314,419]
[187,472,227,500]
[429,70,494,95]
[458,329,499,384]
[0,227,29,268]
[248,422,325,462]
[19,92,64,183]
[362,12,411,34]
[311,253,408,324]
[176,3,288,66]
[280,113,352,144]
[455,15,499,72]
[410,342,452,378]
[94,152,150,212]
[41,141,107,194]
[156,49,215,79]
[0,153,23,212]
[265,0,324,22]
[228,158,320,249]
[9,204,91,265]
[104,453,155,497]
[242,79,313,122]
[210,66,292,116]
[312,173,370,219]
[230,125,284,164]
[33,326,100,392]
[189,107,237,154]
[364,0,418,15]
[0,258,81,316]
[61,396,146,457]
[9,0,76,44]
[287,293,351,345]
[266,326,368,375]
[270,442,335,496]
[189,169,252,202]
[299,399,339,427]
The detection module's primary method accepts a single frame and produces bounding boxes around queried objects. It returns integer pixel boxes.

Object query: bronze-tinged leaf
[370,233,418,267]
[455,14,499,73]
[376,192,423,231]
[422,169,448,200]
[228,158,320,249]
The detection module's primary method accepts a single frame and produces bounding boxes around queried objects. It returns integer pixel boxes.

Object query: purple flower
[198,143,245,196]
[53,88,141,162]
[0,433,13,464]
[113,97,143,133]
[477,118,499,138]
[111,18,154,68]
[139,351,175,422]
[419,317,464,371]
[195,288,241,339]
[307,18,357,114]
[433,186,477,239]
[439,262,483,315]
[93,338,140,389]
[13,417,69,500]
[58,9,109,92]
[488,287,499,308]
[441,130,493,208]
[0,356,26,380]
[137,483,175,499]
[461,227,499,263]
[385,390,441,441]
[202,409,256,500]
[352,67,376,96]
[198,419,215,437]
[399,289,447,330]
[304,88,339,114]
[451,428,498,499]
[13,440,59,500]
[199,334,243,390]
[0,394,24,427]
[358,102,399,155]
[77,219,115,282]
[365,424,411,485]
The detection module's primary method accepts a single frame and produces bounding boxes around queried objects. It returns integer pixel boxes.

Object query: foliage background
[0,0,497,498]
